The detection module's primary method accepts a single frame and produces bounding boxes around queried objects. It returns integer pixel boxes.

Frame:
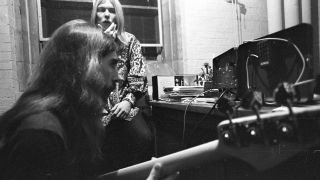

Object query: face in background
[96,0,117,30]
[100,51,119,97]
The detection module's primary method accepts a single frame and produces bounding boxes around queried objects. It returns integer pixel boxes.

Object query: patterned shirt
[102,32,148,126]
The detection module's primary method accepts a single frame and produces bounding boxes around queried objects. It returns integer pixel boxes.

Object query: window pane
[40,0,161,46]
[124,8,159,44]
[120,0,158,7]
[41,0,91,37]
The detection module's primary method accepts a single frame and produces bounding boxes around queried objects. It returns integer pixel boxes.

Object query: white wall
[162,0,268,75]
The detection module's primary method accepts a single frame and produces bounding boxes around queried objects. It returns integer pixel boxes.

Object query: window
[37,0,163,48]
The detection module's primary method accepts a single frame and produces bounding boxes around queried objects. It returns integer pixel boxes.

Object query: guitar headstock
[216,104,320,170]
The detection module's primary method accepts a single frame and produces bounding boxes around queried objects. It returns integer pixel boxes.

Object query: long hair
[0,19,117,163]
[91,0,129,45]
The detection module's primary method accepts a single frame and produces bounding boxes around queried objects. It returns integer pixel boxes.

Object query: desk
[151,100,222,156]
[151,100,274,156]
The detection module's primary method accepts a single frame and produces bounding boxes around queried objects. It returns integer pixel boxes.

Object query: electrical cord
[181,89,234,146]
[181,88,217,146]
[235,0,242,45]
[245,54,259,89]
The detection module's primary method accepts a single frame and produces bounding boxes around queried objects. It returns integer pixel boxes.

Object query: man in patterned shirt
[91,0,154,171]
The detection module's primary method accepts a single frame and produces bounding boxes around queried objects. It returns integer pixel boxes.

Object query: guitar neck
[98,140,222,180]
[98,104,320,180]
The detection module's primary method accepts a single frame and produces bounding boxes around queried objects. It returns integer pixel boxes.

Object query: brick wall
[0,0,20,113]
[162,0,268,75]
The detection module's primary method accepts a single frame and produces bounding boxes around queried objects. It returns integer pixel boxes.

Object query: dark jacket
[0,111,97,180]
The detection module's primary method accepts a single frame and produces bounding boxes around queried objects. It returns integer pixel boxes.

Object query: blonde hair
[91,0,129,45]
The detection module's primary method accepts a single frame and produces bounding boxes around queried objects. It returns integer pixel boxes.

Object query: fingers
[112,106,129,119]
[147,163,180,180]
[163,171,180,180]
[97,23,117,38]
[111,101,131,119]
[112,106,121,117]
[117,111,128,119]
[146,163,162,180]
[104,23,117,38]
[106,23,117,32]
[111,104,118,112]
[97,24,104,30]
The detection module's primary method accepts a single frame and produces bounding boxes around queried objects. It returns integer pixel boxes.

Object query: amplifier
[236,23,314,103]
[212,47,238,90]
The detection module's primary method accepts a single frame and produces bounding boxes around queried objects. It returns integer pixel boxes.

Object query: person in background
[0,19,176,180]
[91,0,154,170]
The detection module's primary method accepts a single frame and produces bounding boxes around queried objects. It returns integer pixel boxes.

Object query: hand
[146,163,180,180]
[98,22,117,38]
[111,100,132,119]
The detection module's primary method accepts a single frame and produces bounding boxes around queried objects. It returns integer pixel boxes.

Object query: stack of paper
[163,86,204,97]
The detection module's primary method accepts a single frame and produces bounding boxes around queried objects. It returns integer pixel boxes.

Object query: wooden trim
[19,0,40,91]
[157,0,163,47]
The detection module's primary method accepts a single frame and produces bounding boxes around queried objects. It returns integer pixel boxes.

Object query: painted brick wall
[162,0,268,75]
[0,0,20,113]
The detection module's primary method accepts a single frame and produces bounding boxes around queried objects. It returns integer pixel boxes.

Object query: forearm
[121,33,148,105]
[122,77,148,105]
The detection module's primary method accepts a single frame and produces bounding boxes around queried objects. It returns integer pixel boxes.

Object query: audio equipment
[212,47,238,90]
[152,75,198,100]
[236,23,314,104]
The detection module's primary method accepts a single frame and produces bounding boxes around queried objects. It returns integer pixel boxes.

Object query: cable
[244,37,306,85]
[292,78,315,87]
[182,89,236,144]
[181,88,219,146]
[245,54,259,89]
[187,89,230,141]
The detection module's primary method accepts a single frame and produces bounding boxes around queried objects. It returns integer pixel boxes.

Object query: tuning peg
[241,90,263,124]
[273,82,297,124]
[217,97,234,115]
[273,82,295,106]
[241,90,263,110]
